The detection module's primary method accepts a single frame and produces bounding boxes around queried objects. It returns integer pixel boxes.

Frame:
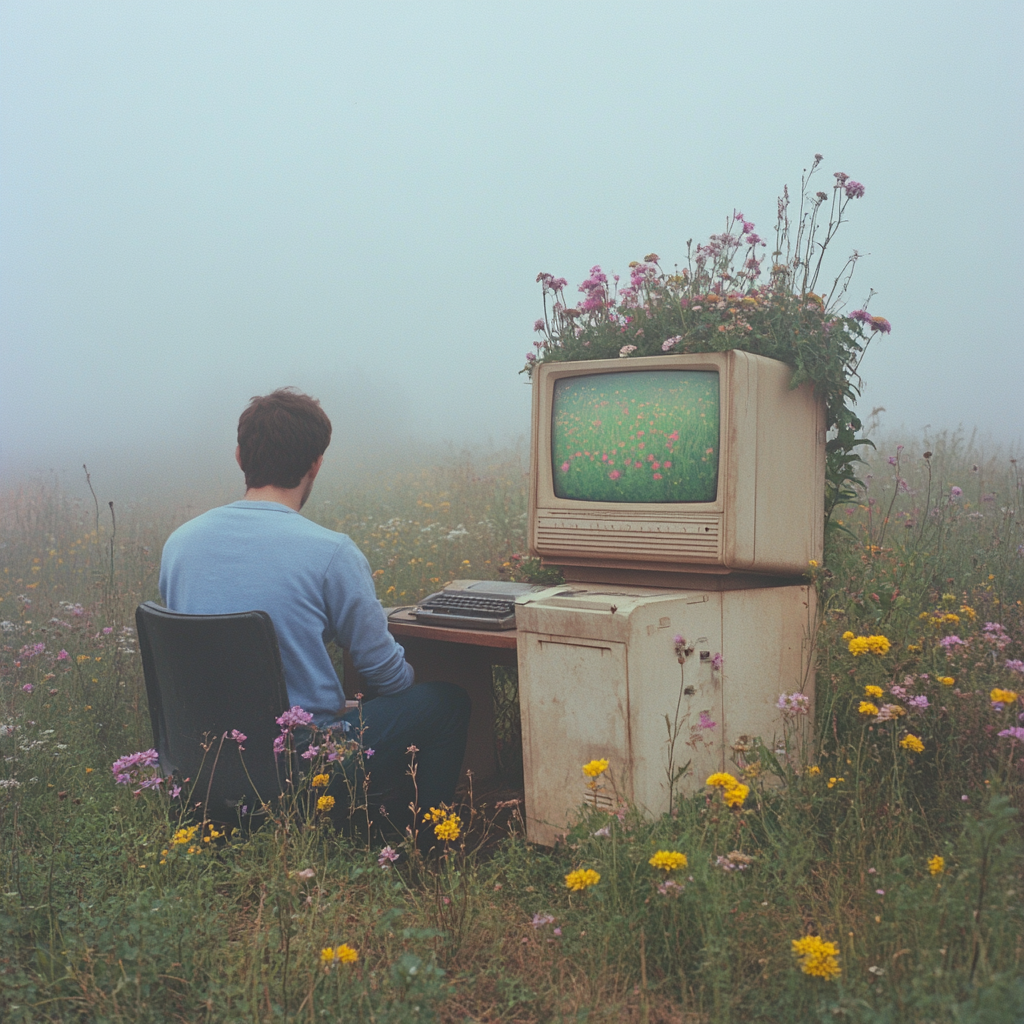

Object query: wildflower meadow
[2,161,1022,1021]
[1,430,1022,1024]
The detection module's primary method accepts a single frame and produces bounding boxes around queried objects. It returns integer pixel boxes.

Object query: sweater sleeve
[322,539,414,697]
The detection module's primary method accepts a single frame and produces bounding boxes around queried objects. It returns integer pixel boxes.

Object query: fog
[2,2,1022,505]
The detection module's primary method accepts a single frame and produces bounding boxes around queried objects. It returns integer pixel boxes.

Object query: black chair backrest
[135,601,295,825]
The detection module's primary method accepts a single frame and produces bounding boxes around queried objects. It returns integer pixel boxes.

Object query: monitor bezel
[532,353,731,515]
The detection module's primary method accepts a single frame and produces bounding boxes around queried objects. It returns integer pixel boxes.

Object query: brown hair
[237,388,332,489]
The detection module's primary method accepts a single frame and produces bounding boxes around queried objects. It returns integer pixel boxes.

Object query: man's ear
[235,445,243,470]
[308,455,324,480]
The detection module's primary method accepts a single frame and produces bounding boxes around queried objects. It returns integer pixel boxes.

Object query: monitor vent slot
[535,517,721,562]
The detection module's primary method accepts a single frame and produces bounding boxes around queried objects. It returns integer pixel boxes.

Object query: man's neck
[242,485,304,511]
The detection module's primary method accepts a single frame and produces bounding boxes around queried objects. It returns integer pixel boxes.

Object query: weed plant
[1,434,1022,1022]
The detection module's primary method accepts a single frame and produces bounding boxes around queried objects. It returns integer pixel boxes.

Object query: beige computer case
[515,582,816,846]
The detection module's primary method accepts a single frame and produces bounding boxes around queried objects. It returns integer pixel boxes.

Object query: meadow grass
[1,433,1023,1023]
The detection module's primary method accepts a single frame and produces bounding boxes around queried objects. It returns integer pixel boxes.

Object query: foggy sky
[2,2,1022,498]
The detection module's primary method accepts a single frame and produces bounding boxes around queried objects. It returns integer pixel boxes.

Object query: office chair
[135,601,298,827]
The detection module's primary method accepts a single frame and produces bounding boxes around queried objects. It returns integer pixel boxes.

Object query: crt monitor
[527,350,825,582]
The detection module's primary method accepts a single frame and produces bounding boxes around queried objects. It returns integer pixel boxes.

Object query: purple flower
[553,927,562,936]
[777,692,810,718]
[102,626,113,635]
[111,749,160,786]
[711,652,723,671]
[276,706,314,730]
[364,747,375,758]
[698,711,717,730]
[533,319,545,332]
[1006,660,1024,674]
[532,912,555,929]
[592,825,611,837]
[300,745,319,760]
[21,683,33,693]
[661,335,682,352]
[378,845,400,867]
[888,456,897,466]
[869,316,892,334]
[950,486,963,499]
[170,784,182,799]
[229,729,247,748]
[57,650,69,661]
[909,695,929,711]
[939,635,964,648]
[850,309,872,324]
[875,889,885,896]
[844,180,865,199]
[998,726,1024,742]
[525,352,537,363]
[834,171,849,183]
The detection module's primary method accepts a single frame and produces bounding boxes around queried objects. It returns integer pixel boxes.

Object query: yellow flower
[808,559,819,568]
[334,943,358,964]
[841,631,855,641]
[805,765,821,776]
[792,935,841,979]
[928,855,945,876]
[848,636,870,656]
[723,784,749,808]
[990,688,1019,705]
[582,759,609,778]
[866,635,891,655]
[434,815,462,842]
[565,868,600,891]
[317,795,336,813]
[941,593,956,604]
[907,644,922,653]
[649,850,688,872]
[959,605,977,621]
[705,772,739,789]
[900,734,924,753]
[320,947,336,964]
[940,613,960,627]
[171,825,198,846]
[864,685,884,699]
[938,676,955,687]
[858,702,879,716]
[311,773,330,788]
[827,777,844,788]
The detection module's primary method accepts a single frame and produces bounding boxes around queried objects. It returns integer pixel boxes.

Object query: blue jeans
[326,680,471,833]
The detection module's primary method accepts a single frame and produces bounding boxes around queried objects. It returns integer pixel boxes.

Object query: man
[159,387,470,826]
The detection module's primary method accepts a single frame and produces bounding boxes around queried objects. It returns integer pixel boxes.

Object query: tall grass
[1,433,1022,1023]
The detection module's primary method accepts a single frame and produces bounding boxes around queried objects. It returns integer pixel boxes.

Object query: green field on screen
[551,371,720,503]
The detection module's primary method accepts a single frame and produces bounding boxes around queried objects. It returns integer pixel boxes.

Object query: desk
[344,610,518,782]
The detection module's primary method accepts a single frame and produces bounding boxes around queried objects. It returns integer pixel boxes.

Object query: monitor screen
[551,370,720,503]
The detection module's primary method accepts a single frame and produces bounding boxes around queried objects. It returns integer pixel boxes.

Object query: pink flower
[102,627,113,635]
[608,470,621,480]
[561,461,570,472]
[378,845,400,867]
[652,473,662,480]
[844,180,865,199]
[57,650,69,661]
[21,683,33,693]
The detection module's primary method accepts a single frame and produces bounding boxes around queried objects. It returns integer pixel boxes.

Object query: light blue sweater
[159,501,413,726]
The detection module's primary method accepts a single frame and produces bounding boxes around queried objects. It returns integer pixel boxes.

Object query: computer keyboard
[412,581,549,630]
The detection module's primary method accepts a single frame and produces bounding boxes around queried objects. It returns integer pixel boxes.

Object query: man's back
[159,500,412,725]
